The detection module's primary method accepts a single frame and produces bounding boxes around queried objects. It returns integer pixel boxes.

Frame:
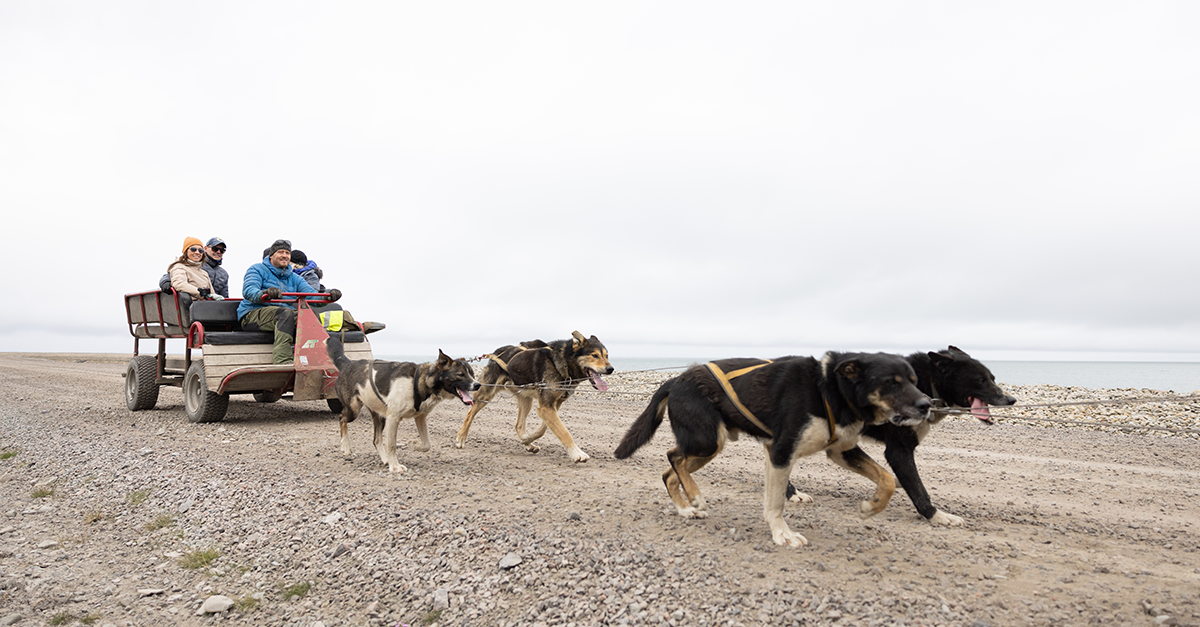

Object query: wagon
[122,290,372,422]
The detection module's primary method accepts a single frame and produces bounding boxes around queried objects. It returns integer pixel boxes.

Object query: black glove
[263,287,282,302]
[328,288,342,302]
[198,288,212,300]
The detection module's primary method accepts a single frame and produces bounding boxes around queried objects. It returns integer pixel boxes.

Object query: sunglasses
[188,246,204,253]
[212,247,226,253]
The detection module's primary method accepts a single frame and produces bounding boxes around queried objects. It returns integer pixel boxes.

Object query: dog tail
[326,335,352,371]
[614,378,674,459]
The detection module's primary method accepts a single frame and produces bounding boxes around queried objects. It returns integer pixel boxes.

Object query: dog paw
[568,448,589,463]
[523,443,540,454]
[409,440,430,453]
[691,496,707,510]
[677,507,708,519]
[788,492,814,504]
[858,500,882,519]
[388,463,408,473]
[453,437,466,449]
[930,510,965,527]
[772,529,809,547]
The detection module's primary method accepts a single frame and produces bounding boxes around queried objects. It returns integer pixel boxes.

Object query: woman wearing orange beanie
[167,237,220,299]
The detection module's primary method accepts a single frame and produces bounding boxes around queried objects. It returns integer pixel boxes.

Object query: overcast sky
[2,2,1198,363]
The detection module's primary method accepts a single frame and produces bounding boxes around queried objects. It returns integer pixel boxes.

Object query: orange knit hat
[182,237,204,254]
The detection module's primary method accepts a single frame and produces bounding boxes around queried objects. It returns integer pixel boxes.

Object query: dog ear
[436,349,452,367]
[947,345,968,356]
[835,359,861,380]
[928,351,956,368]
[572,330,585,349]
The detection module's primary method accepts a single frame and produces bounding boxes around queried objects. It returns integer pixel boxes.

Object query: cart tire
[252,392,282,403]
[125,356,160,411]
[327,398,344,415]
[184,361,228,423]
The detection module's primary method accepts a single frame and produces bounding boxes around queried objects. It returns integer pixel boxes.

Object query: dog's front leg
[763,454,806,547]
[883,439,963,526]
[410,412,431,452]
[536,404,587,463]
[454,383,499,449]
[384,413,406,473]
[827,445,896,518]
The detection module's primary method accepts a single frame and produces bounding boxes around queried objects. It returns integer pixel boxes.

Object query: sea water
[383,356,1200,392]
[607,358,1200,392]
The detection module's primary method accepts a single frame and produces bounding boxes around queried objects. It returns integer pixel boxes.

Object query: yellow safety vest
[318,311,345,332]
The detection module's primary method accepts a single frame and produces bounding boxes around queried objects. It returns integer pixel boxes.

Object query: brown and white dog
[454,331,613,463]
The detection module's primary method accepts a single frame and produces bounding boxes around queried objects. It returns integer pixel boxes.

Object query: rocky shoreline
[2,354,1199,626]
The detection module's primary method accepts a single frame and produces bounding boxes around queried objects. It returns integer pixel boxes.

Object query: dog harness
[705,360,839,446]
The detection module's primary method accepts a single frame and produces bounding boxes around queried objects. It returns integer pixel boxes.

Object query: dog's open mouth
[969,397,993,424]
[586,368,609,392]
[458,388,474,406]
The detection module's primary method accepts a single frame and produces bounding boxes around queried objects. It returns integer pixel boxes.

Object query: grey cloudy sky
[2,2,1198,362]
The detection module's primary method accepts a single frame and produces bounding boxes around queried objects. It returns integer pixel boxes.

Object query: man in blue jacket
[238,239,342,364]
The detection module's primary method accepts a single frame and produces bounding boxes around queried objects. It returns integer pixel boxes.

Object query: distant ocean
[383,356,1200,392]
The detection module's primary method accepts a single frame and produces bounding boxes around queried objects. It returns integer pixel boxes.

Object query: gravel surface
[2,353,1199,627]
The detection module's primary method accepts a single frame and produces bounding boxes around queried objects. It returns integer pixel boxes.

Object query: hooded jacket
[293,260,324,291]
[237,258,317,320]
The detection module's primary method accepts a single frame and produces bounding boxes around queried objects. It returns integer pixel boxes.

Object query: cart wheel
[184,361,228,423]
[327,398,344,415]
[252,392,282,403]
[125,356,161,411]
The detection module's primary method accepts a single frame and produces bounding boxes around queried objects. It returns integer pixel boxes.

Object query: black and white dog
[327,336,479,473]
[615,352,932,547]
[787,346,1016,525]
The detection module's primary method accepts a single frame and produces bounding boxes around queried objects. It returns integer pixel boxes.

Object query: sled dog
[454,331,613,463]
[327,336,479,472]
[614,352,931,547]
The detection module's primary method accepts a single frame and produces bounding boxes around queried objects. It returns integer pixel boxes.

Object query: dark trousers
[240,307,297,364]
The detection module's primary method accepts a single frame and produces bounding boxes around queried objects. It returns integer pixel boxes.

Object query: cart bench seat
[189,300,365,344]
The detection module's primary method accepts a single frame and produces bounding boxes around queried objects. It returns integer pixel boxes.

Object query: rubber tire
[125,355,160,411]
[253,392,282,403]
[184,361,229,423]
[327,398,344,415]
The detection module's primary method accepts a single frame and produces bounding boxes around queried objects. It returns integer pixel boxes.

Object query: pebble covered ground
[1,354,1199,627]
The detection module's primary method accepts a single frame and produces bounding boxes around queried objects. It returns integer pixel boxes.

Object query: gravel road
[1,353,1199,627]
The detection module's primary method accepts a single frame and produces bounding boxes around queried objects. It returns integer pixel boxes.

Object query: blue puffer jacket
[237,258,317,320]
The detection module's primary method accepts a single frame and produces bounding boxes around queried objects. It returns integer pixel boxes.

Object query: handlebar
[262,292,336,305]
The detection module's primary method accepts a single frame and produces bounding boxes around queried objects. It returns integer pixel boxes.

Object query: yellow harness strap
[705,361,774,437]
[707,359,840,447]
[483,353,511,372]
[822,396,839,446]
[483,345,530,373]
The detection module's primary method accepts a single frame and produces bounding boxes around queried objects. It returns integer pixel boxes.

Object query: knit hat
[266,239,292,257]
[182,237,204,254]
[290,250,308,265]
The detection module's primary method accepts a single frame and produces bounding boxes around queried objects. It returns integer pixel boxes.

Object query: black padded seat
[188,301,365,344]
[202,331,365,345]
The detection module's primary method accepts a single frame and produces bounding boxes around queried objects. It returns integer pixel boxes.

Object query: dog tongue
[970,397,993,424]
[459,389,474,405]
[589,370,609,392]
